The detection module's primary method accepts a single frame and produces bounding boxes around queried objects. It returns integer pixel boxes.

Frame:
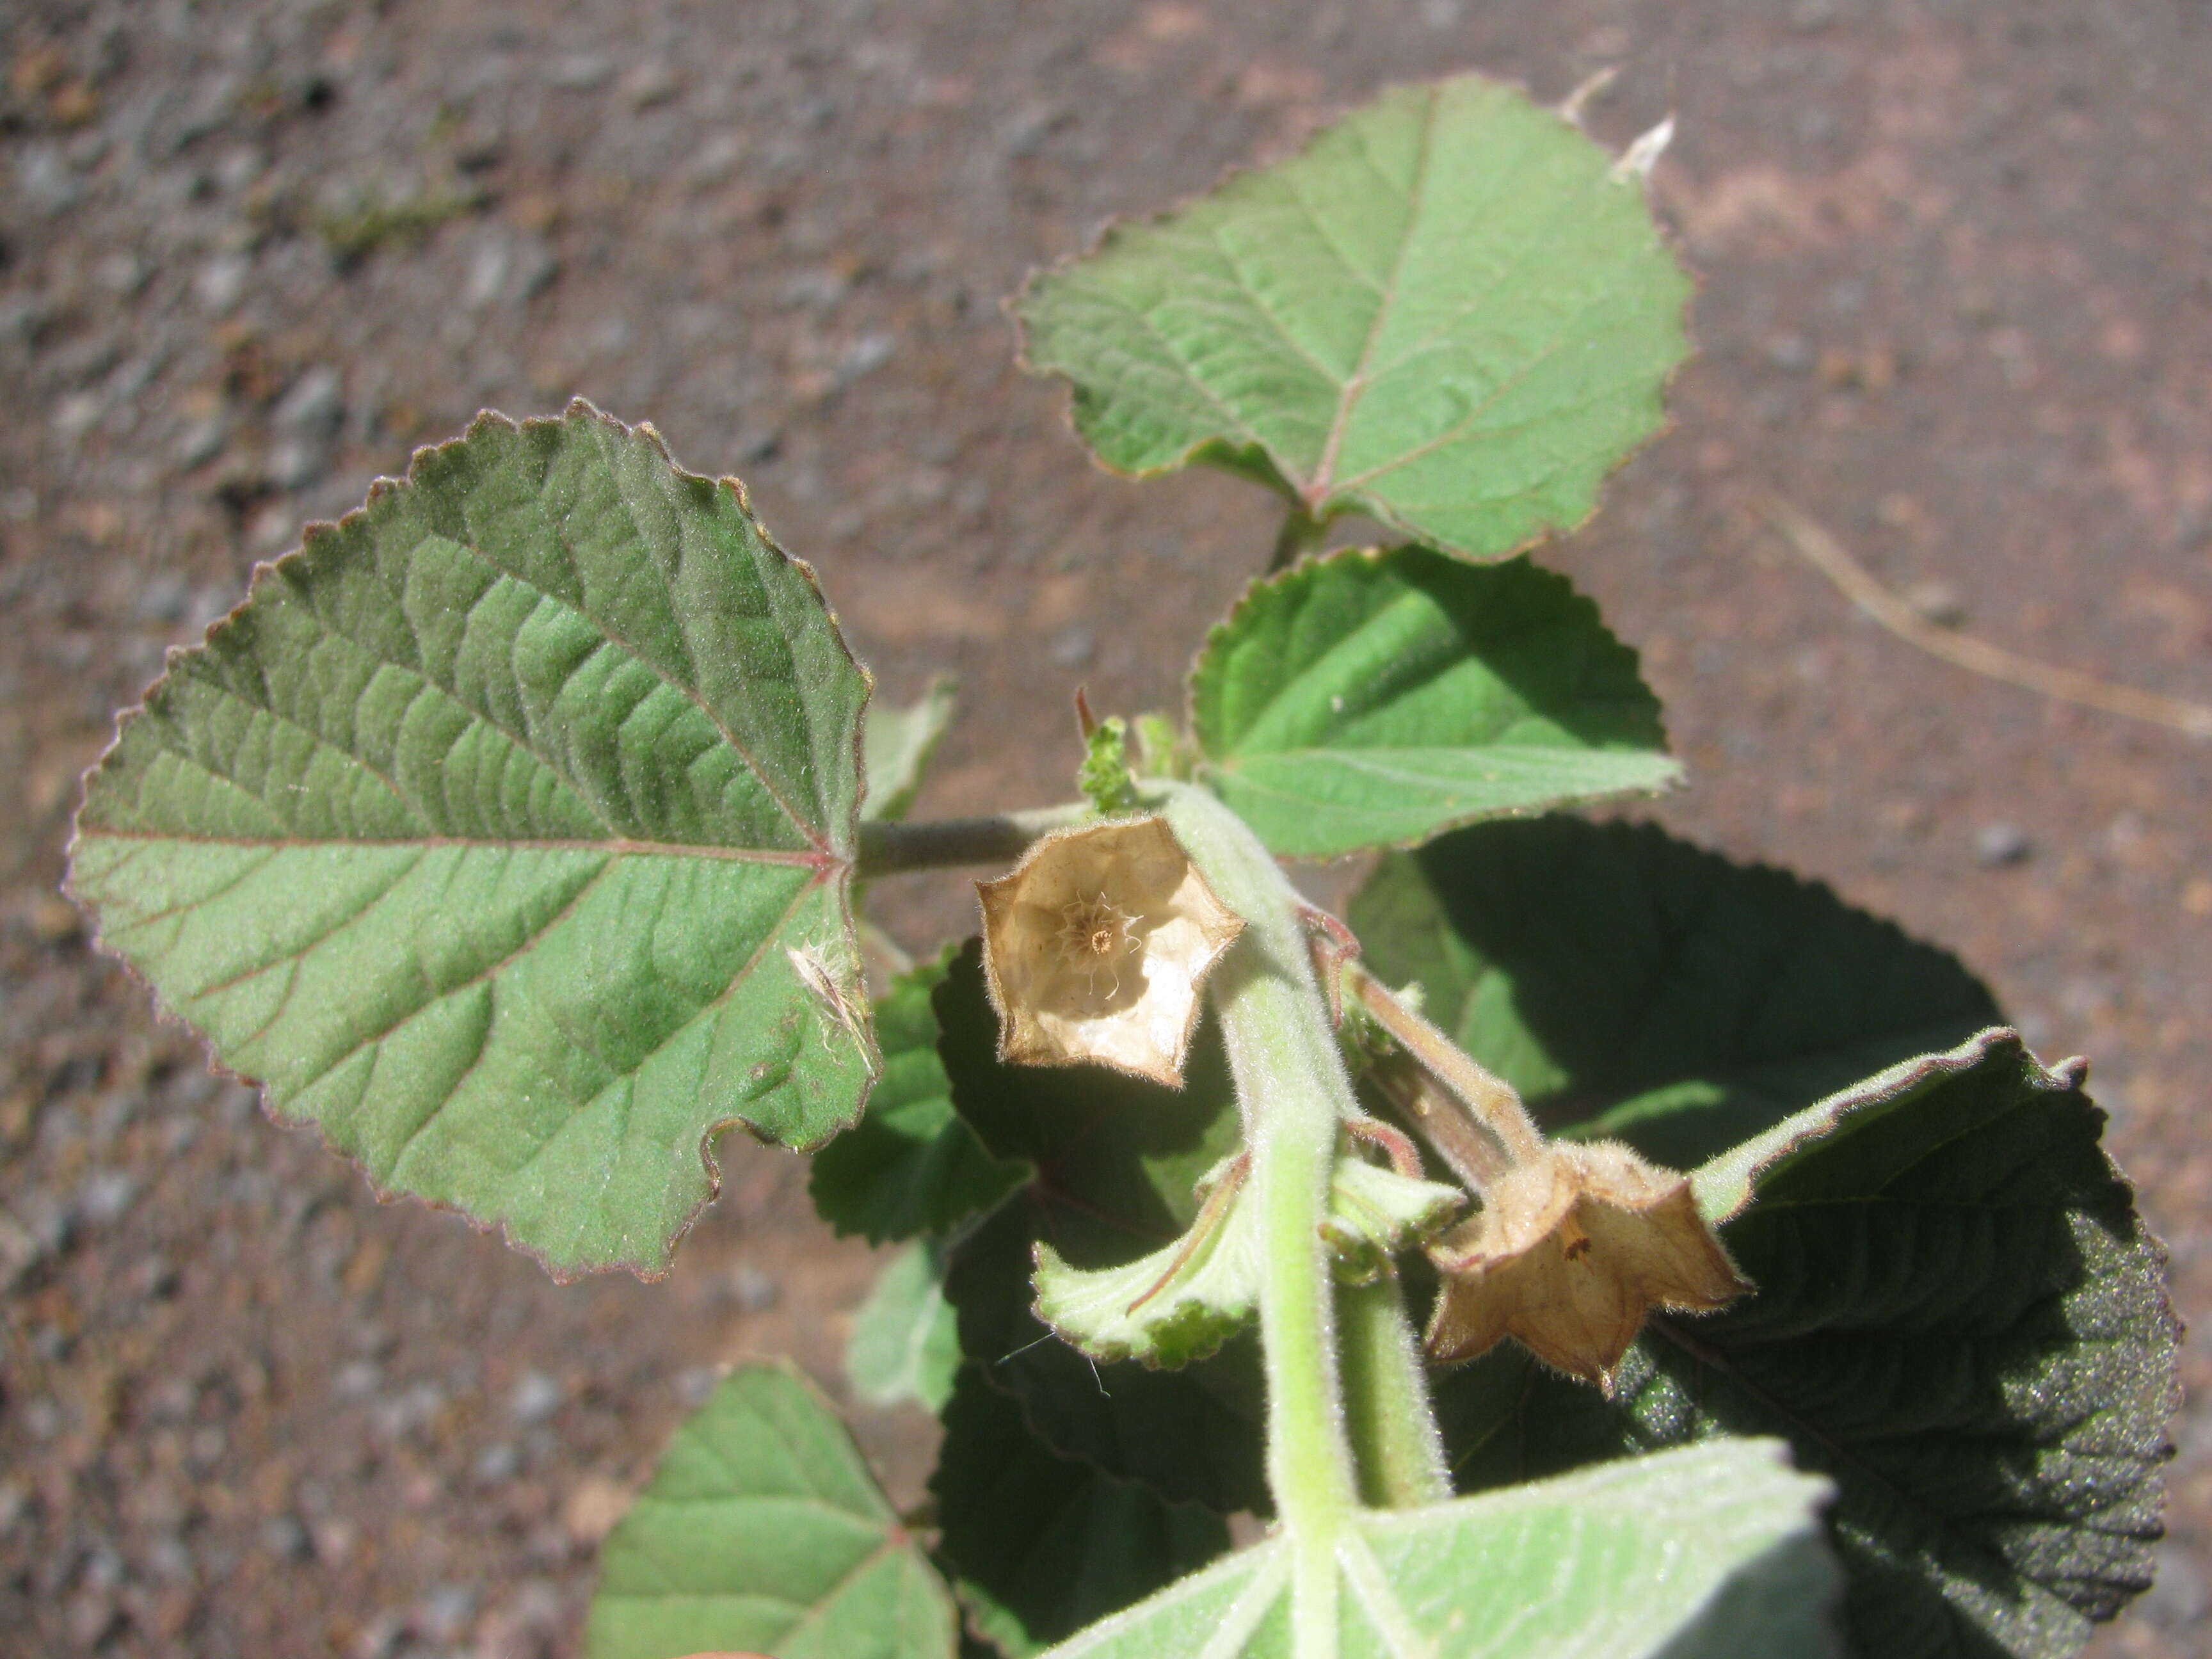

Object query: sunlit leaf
[863,677,957,823]
[1019,76,1690,561]
[847,1241,963,1413]
[1040,1439,1838,1658]
[1191,549,1675,858]
[68,402,875,1276]
[586,1362,958,1659]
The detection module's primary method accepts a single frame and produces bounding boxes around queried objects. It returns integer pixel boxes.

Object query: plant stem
[1269,501,1329,572]
[1336,1276,1451,1508]
[1345,961,1544,1183]
[853,805,1089,878]
[1154,782,1360,1656]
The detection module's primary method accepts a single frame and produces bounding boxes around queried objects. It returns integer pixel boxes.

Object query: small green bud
[1078,715,1139,813]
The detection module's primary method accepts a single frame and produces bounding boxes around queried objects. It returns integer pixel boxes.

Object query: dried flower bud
[977,815,1244,1087]
[1425,1140,1750,1393]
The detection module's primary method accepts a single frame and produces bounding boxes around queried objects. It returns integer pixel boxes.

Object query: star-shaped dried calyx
[976,815,1244,1087]
[1425,1139,1751,1393]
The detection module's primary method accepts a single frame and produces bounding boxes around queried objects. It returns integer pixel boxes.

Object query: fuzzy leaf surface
[1435,1031,2179,1659]
[810,947,1025,1245]
[1018,76,1690,561]
[586,1361,958,1659]
[847,1241,962,1413]
[1191,549,1676,858]
[1040,1439,1838,1658]
[933,1365,1230,1656]
[68,403,874,1276]
[1349,817,2001,1167]
[934,941,1268,1512]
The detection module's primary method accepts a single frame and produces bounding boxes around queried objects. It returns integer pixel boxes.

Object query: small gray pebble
[548,53,614,92]
[273,366,345,440]
[261,1514,313,1561]
[76,1170,139,1227]
[731,1263,779,1313]
[474,1441,523,1485]
[1050,626,1095,669]
[417,1583,479,1642]
[1976,822,2033,867]
[508,1369,562,1425]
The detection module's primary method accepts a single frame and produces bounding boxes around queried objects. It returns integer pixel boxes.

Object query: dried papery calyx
[1425,1139,1751,1393]
[1345,961,1748,1393]
[976,814,1244,1086]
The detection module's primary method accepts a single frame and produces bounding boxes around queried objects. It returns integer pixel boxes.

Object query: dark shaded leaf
[811,946,1025,1245]
[934,942,1269,1513]
[1436,1032,2178,1659]
[1349,817,2001,1167]
[933,1365,1230,1656]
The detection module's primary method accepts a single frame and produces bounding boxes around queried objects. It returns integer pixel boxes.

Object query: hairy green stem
[1269,501,1329,571]
[1337,1277,1452,1509]
[853,804,1089,878]
[1155,781,1359,1656]
[1346,961,1544,1183]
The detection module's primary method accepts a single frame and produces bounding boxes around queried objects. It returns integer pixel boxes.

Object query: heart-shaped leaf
[586,1362,958,1659]
[68,403,874,1277]
[1038,1439,1838,1658]
[1018,76,1690,561]
[1191,549,1676,858]
[1435,1031,2178,1658]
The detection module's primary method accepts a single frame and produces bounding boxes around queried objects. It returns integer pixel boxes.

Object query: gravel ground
[5,2,2212,1655]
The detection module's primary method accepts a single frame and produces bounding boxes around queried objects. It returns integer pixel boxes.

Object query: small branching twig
[1765,493,2212,740]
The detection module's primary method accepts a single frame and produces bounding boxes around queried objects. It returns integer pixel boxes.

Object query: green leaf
[1034,1153,1461,1367]
[863,677,957,822]
[848,1241,963,1413]
[811,947,1027,1245]
[586,1361,958,1659]
[934,1365,1230,1656]
[67,403,876,1277]
[934,942,1269,1512]
[947,1203,1271,1518]
[1038,1439,1838,1658]
[1017,76,1690,562]
[1435,1030,2179,1658]
[1348,817,2002,1169]
[1191,549,1676,858]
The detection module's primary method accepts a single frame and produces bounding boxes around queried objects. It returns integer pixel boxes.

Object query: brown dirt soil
[4,2,2211,1655]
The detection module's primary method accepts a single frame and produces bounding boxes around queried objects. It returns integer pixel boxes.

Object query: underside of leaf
[1041,1439,1838,1658]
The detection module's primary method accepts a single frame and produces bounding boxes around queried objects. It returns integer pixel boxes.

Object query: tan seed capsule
[976,815,1244,1087]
